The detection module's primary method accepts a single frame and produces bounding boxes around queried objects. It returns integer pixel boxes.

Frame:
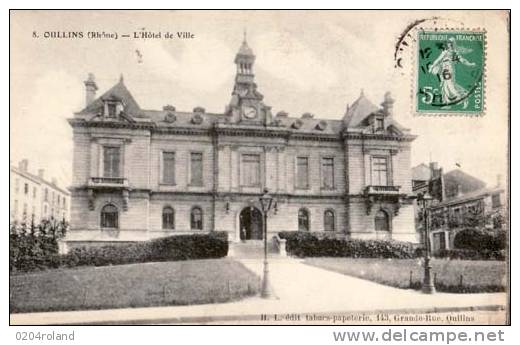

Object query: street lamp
[259,188,275,299]
[417,191,436,294]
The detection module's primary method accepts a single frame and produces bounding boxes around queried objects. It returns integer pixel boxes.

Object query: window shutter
[322,158,334,188]
[241,154,260,186]
[162,152,176,184]
[104,147,121,178]
[297,157,309,188]
[190,153,203,186]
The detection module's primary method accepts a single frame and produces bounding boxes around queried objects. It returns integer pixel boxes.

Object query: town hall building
[64,38,417,251]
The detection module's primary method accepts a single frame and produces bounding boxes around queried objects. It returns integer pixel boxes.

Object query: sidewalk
[10,258,507,325]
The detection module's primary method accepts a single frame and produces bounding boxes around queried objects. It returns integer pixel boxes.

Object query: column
[230,146,239,191]
[90,139,99,178]
[277,147,286,193]
[264,147,277,191]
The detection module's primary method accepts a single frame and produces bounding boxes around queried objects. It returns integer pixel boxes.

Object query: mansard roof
[143,109,225,129]
[78,77,144,118]
[274,114,344,134]
[73,75,413,141]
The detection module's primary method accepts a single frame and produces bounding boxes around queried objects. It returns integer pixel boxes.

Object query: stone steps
[229,240,278,258]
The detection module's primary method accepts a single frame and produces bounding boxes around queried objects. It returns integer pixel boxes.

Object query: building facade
[10,159,70,224]
[428,186,506,252]
[412,163,505,252]
[64,39,417,251]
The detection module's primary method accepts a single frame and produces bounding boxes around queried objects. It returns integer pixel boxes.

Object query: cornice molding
[342,132,416,142]
[69,118,415,143]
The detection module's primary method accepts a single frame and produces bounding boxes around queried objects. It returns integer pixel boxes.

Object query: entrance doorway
[239,207,263,240]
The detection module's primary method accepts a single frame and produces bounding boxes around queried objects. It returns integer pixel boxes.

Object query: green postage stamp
[416,30,485,115]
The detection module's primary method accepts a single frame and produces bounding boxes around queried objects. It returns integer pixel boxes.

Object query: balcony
[88,177,129,189]
[87,177,130,211]
[364,185,403,216]
[365,185,401,195]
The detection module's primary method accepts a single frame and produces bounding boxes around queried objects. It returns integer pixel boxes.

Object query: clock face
[243,106,257,119]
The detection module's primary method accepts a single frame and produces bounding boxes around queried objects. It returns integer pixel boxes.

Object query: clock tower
[226,34,272,125]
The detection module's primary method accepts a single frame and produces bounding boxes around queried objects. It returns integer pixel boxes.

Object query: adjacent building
[64,38,418,251]
[412,163,505,252]
[10,159,70,224]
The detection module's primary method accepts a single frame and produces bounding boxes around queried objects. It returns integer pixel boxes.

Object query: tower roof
[343,90,379,127]
[238,39,254,56]
[78,76,143,117]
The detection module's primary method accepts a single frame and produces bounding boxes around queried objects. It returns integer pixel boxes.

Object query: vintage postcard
[9,10,510,326]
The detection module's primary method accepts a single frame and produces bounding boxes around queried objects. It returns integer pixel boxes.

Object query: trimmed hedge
[11,230,228,272]
[278,231,420,259]
[453,228,506,252]
[65,232,229,267]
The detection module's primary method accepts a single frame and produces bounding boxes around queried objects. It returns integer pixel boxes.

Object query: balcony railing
[88,177,129,188]
[365,185,401,195]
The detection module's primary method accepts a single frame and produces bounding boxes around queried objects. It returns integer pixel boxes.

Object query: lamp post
[418,191,436,294]
[259,188,275,299]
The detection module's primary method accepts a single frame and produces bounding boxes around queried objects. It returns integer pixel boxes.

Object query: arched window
[162,206,175,229]
[375,210,390,232]
[298,208,310,232]
[324,209,335,232]
[101,204,118,228]
[191,206,203,230]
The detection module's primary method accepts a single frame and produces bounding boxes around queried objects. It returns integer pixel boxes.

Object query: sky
[10,10,509,188]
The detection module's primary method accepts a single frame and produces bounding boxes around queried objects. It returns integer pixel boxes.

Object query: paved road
[239,258,507,314]
[10,258,507,325]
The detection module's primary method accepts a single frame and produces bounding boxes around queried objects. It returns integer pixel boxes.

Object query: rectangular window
[376,118,384,130]
[241,154,261,187]
[103,146,121,178]
[492,194,501,208]
[321,157,335,189]
[161,152,176,185]
[190,152,203,186]
[24,183,29,195]
[107,103,117,117]
[13,200,18,216]
[453,208,461,225]
[44,188,48,202]
[15,179,19,193]
[371,157,388,186]
[33,187,37,198]
[296,157,309,189]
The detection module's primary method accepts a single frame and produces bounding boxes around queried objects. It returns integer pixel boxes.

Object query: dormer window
[376,118,384,131]
[107,103,117,117]
[102,95,124,118]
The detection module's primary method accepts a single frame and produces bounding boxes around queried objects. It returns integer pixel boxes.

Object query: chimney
[38,169,45,179]
[84,73,98,106]
[381,91,395,116]
[456,184,462,197]
[429,162,439,178]
[52,178,57,186]
[18,159,28,172]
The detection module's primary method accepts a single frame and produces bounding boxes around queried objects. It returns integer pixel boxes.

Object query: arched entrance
[239,207,263,240]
